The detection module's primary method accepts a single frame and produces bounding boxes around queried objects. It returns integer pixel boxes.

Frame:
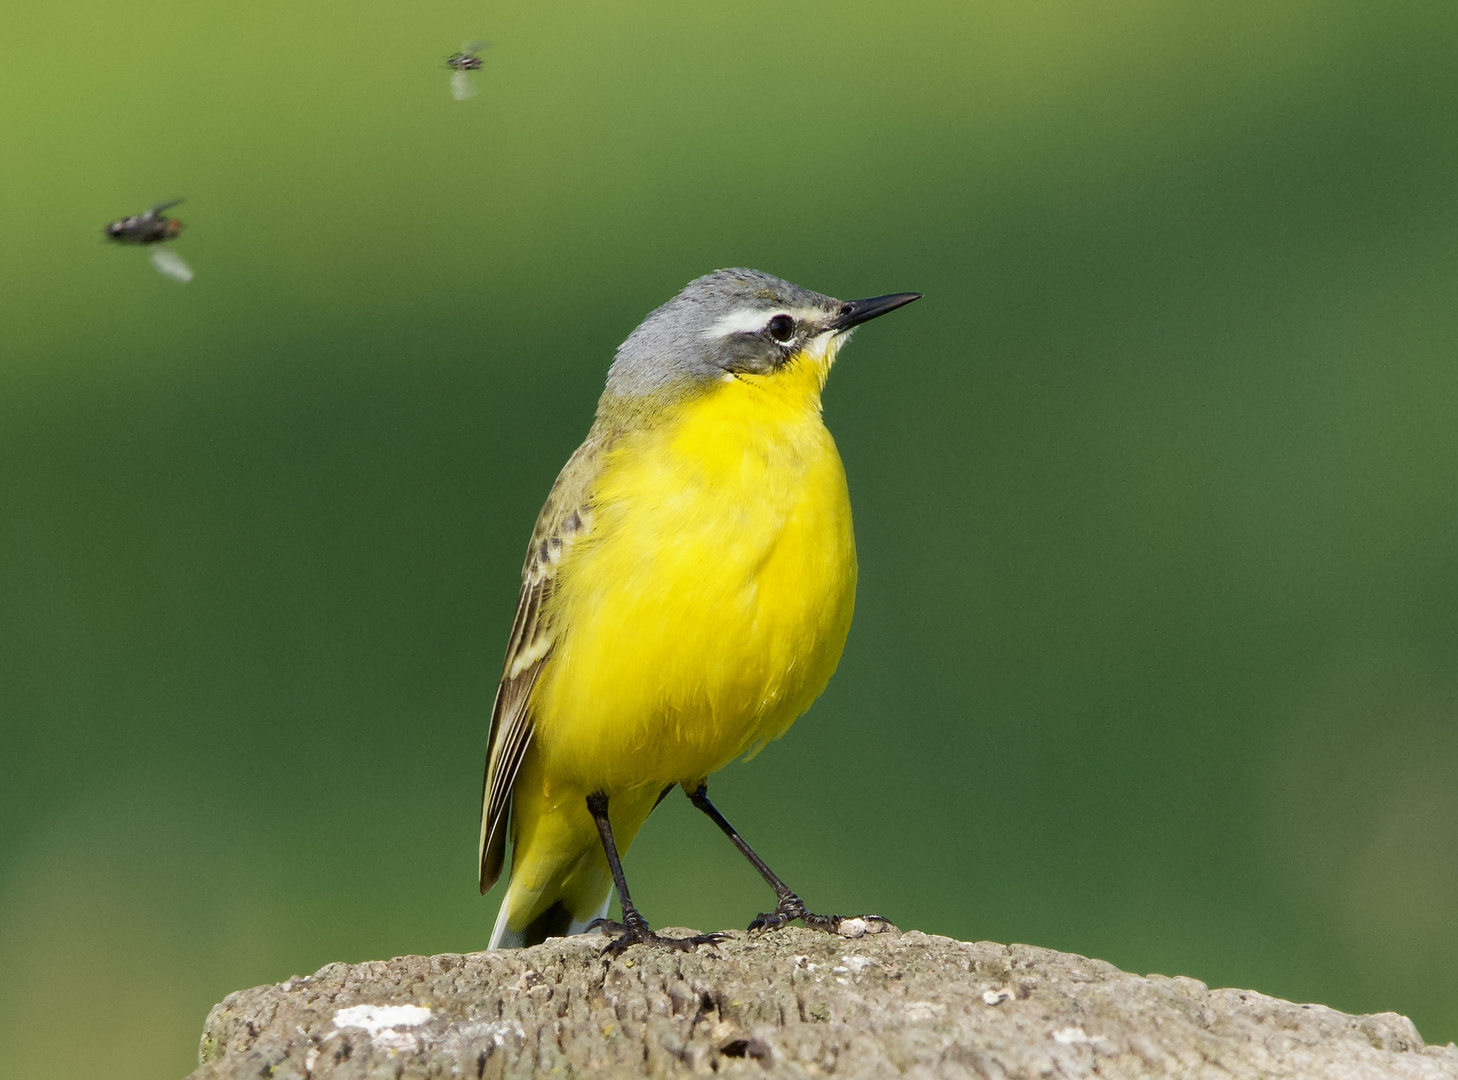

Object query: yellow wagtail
[479,269,920,952]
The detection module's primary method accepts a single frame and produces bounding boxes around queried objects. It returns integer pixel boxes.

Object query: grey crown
[604,269,842,399]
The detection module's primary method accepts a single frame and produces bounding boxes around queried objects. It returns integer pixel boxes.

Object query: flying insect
[104,200,193,282]
[446,41,488,100]
[105,199,185,244]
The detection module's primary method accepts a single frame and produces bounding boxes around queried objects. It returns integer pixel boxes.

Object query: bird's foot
[748,894,896,938]
[589,915,726,957]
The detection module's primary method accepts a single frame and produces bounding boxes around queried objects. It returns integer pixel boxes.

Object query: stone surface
[185,926,1458,1079]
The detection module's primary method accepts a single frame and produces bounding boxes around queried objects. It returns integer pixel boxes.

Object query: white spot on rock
[332,1004,432,1053]
[333,1004,432,1034]
[1052,1026,1109,1046]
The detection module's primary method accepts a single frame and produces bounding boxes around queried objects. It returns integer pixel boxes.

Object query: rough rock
[184,926,1458,1079]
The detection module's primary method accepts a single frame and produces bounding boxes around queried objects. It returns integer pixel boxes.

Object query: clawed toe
[748,896,894,937]
[800,911,844,932]
[598,924,726,957]
[803,912,891,934]
[747,910,791,932]
[822,913,896,938]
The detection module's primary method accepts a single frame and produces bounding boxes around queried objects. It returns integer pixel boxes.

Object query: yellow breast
[532,351,857,792]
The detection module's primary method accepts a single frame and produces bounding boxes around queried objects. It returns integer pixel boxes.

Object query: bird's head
[603,268,920,405]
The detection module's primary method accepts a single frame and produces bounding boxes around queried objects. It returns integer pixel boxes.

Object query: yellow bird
[480,269,920,952]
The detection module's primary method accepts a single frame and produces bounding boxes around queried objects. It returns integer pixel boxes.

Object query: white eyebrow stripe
[700,306,825,340]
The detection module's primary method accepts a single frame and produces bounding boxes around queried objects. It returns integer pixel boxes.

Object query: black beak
[828,292,922,332]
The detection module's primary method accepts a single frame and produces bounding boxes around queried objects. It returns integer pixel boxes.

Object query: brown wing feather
[478,429,609,893]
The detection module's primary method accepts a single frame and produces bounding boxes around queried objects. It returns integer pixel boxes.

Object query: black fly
[105,200,193,282]
[446,41,488,100]
[105,199,185,245]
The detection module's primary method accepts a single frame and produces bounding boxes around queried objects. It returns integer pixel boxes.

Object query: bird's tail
[487,773,663,949]
[489,890,611,950]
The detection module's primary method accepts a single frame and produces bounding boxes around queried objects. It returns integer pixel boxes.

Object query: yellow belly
[530,371,857,794]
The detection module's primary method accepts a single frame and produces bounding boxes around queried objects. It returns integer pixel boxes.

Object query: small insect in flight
[104,199,193,283]
[445,41,488,101]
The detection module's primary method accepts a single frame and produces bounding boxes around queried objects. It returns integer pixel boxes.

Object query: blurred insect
[147,247,194,283]
[104,199,193,282]
[445,41,488,101]
[105,199,184,244]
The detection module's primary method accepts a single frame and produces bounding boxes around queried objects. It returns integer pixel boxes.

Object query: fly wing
[478,428,610,892]
[149,248,194,283]
[450,69,477,100]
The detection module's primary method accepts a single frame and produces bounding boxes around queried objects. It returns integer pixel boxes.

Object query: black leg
[585,792,725,957]
[685,783,892,935]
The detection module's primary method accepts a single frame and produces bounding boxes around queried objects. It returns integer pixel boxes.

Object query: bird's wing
[478,427,609,892]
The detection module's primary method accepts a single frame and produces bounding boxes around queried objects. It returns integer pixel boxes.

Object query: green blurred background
[3,0,1457,1075]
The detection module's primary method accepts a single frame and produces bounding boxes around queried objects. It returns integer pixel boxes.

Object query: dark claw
[590,915,725,956]
[747,910,791,932]
[803,912,846,933]
[748,893,891,936]
[600,927,726,957]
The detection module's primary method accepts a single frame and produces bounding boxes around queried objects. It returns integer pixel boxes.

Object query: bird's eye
[767,314,795,343]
